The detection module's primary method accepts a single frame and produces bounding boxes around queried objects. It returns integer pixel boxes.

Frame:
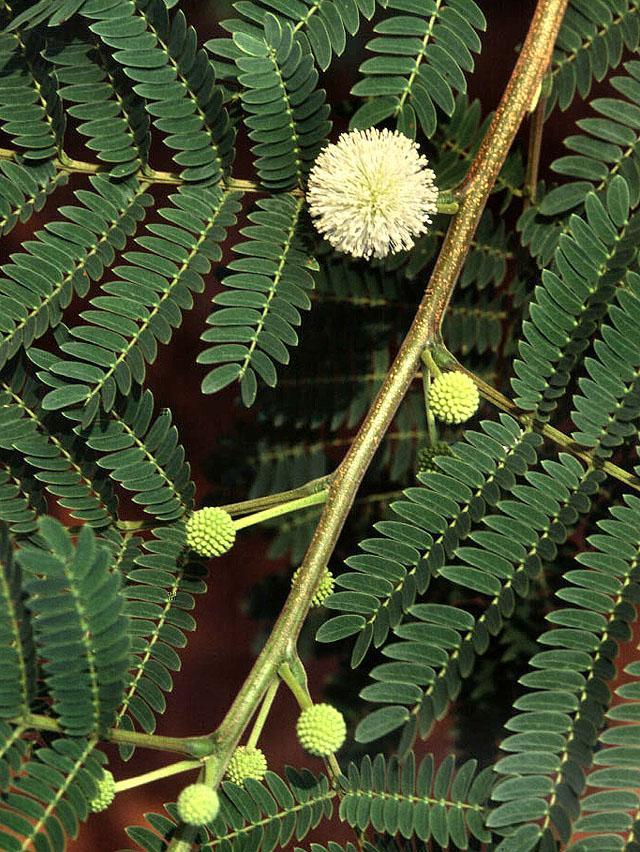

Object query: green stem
[421,369,438,447]
[222,475,332,517]
[233,490,328,531]
[0,148,460,213]
[278,662,313,711]
[247,680,279,749]
[114,760,202,793]
[113,475,334,532]
[14,714,214,757]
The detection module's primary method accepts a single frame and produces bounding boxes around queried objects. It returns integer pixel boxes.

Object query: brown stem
[468,370,640,493]
[524,91,548,205]
[209,0,569,786]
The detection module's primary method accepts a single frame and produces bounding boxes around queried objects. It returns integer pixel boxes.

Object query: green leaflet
[200,194,318,405]
[18,518,131,736]
[0,174,151,373]
[0,737,109,852]
[209,0,376,74]
[82,0,235,183]
[0,159,67,236]
[45,37,150,178]
[0,526,36,720]
[111,524,207,757]
[548,0,640,114]
[490,494,640,848]
[512,175,640,420]
[521,61,640,265]
[350,0,486,139]
[40,186,241,426]
[570,270,640,457]
[232,14,331,190]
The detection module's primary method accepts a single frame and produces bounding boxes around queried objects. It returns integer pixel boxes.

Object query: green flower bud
[225,745,268,786]
[429,372,479,424]
[416,441,452,475]
[89,770,116,813]
[176,783,220,826]
[296,703,346,757]
[185,507,236,557]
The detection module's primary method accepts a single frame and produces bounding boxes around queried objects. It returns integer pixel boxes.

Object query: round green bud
[292,566,335,607]
[416,442,452,475]
[185,507,236,558]
[296,703,346,757]
[89,770,116,813]
[225,745,268,786]
[429,372,479,424]
[176,783,220,826]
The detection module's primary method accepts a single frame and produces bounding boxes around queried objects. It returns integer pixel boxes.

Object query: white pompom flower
[307,128,439,260]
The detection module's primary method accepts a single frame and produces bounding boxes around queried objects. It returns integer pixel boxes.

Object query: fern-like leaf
[113,524,206,756]
[0,358,118,526]
[0,12,64,159]
[350,0,486,138]
[211,0,376,73]
[0,174,151,373]
[46,37,150,178]
[40,186,241,425]
[0,159,67,236]
[125,767,333,850]
[489,494,640,849]
[340,753,493,848]
[521,61,640,265]
[0,525,35,719]
[83,0,234,183]
[566,658,640,850]
[200,195,317,404]
[570,269,640,457]
[230,14,331,190]
[548,0,640,114]
[513,176,640,420]
[0,738,108,852]
[18,518,130,736]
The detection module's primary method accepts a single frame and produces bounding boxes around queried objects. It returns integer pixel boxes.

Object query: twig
[13,713,213,757]
[0,147,458,213]
[468,370,640,493]
[524,89,548,205]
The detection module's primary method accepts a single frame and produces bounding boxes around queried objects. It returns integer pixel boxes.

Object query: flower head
[291,566,335,607]
[307,128,438,260]
[89,770,116,813]
[185,507,236,558]
[225,745,268,786]
[296,703,346,757]
[430,372,480,424]
[176,783,220,826]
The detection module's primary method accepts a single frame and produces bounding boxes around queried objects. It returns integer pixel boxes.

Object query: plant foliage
[2,0,640,850]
